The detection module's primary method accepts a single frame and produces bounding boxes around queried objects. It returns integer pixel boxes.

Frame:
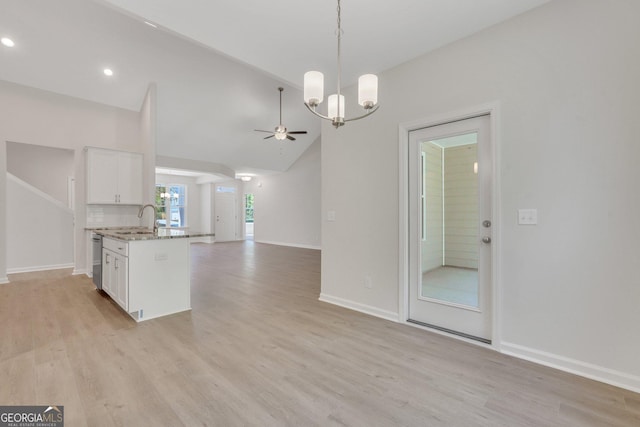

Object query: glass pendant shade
[328,94,345,120]
[358,74,378,107]
[304,71,324,106]
[274,132,287,141]
[302,0,379,128]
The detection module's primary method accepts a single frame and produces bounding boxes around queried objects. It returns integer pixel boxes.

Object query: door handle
[482,236,491,244]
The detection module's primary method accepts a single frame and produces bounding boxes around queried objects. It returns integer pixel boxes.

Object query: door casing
[398,102,502,350]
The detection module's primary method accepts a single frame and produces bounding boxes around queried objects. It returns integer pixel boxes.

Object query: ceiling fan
[255,87,307,141]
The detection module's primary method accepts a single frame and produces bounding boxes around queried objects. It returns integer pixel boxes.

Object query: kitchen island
[90,227,214,322]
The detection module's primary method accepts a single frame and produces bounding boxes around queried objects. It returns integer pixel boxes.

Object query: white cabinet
[102,238,129,311]
[116,151,144,205]
[86,147,143,205]
[102,250,114,295]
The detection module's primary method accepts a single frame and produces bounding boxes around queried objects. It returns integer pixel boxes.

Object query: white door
[408,115,493,342]
[215,185,237,242]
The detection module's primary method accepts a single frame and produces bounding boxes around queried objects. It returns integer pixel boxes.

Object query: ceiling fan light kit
[303,0,379,128]
[255,87,308,141]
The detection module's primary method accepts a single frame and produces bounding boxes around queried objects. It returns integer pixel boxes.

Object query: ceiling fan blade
[254,129,272,133]
[286,135,296,141]
[264,135,275,140]
[287,131,307,134]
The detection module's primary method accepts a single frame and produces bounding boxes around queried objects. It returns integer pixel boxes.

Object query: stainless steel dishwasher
[91,233,103,289]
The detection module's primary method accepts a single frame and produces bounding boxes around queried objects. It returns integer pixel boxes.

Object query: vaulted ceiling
[0,0,550,175]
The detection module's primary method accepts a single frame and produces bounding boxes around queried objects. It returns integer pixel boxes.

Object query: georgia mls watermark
[0,406,63,427]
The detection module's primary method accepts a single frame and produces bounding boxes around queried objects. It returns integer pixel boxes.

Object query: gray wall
[7,142,74,205]
[321,0,640,390]
[245,137,321,249]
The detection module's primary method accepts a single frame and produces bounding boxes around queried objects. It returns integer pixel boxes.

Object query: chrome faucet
[138,204,158,234]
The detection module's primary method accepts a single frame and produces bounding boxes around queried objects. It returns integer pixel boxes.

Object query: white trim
[256,240,321,250]
[319,293,398,322]
[397,101,502,351]
[0,277,9,285]
[67,176,75,210]
[404,319,494,350]
[7,263,75,275]
[73,268,89,276]
[501,342,640,394]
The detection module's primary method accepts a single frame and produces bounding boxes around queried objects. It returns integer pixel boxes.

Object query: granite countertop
[86,226,214,242]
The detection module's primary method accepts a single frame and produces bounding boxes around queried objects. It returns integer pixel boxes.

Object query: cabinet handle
[105,253,110,264]
[115,258,119,269]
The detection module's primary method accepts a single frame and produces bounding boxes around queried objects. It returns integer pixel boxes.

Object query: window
[155,184,186,227]
[245,193,254,223]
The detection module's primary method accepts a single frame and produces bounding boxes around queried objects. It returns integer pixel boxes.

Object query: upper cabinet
[86,147,144,205]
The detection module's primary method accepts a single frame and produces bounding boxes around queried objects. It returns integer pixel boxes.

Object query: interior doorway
[406,114,494,343]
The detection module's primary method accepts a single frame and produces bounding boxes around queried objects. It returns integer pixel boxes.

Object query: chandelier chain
[336,0,342,118]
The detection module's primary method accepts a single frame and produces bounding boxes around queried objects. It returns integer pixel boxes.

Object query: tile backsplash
[86,205,143,228]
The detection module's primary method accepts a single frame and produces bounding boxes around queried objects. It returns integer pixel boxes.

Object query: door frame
[398,102,502,350]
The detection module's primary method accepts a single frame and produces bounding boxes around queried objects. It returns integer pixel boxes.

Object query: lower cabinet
[102,246,129,312]
[100,236,191,322]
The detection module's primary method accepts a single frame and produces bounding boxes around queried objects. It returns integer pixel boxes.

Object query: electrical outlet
[518,209,538,225]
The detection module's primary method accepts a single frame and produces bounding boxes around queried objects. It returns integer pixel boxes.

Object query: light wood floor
[1,241,639,426]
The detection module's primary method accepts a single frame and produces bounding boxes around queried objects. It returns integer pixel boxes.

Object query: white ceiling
[0,0,550,175]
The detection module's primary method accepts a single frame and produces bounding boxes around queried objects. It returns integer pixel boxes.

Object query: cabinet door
[102,249,114,296]
[117,152,144,205]
[87,149,119,204]
[114,255,129,311]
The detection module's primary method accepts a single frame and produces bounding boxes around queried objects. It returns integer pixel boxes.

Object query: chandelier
[303,0,379,128]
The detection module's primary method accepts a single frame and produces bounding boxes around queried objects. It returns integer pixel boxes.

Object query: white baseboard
[190,236,215,244]
[73,268,89,277]
[0,277,9,285]
[319,293,398,322]
[501,341,640,394]
[256,240,321,250]
[7,263,75,275]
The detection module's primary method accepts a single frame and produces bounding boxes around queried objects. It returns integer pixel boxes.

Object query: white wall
[7,174,74,272]
[421,142,443,272]
[0,80,146,278]
[140,85,158,226]
[444,144,478,268]
[199,183,213,234]
[7,142,74,205]
[321,0,640,391]
[244,137,321,249]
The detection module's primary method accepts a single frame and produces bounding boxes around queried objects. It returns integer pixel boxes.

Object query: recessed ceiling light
[1,37,15,47]
[144,21,157,28]
[103,68,114,76]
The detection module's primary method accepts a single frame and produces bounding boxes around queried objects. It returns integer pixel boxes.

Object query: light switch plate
[327,210,336,222]
[518,209,537,225]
